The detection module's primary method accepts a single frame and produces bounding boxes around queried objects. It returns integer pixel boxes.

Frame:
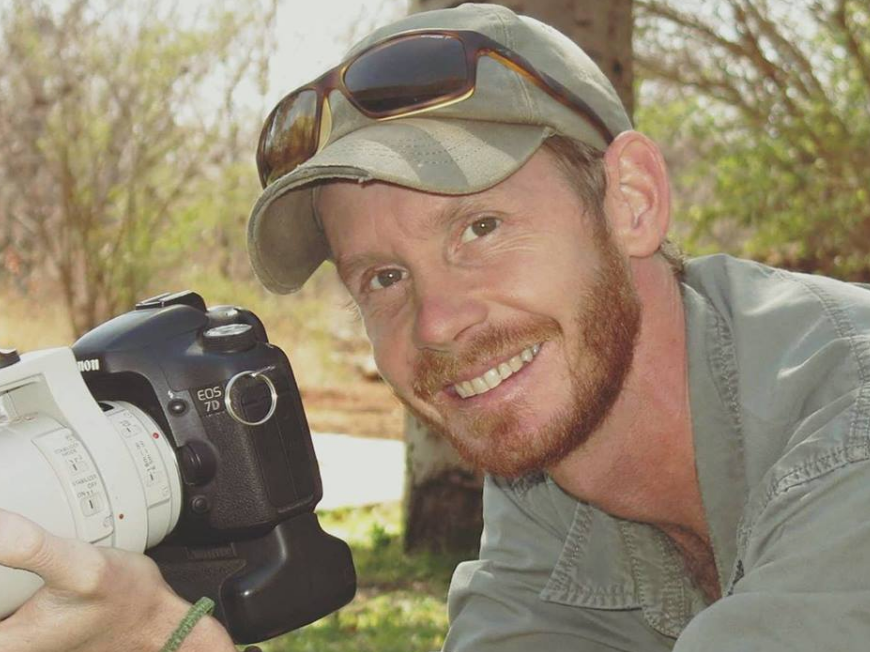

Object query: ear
[602,131,671,258]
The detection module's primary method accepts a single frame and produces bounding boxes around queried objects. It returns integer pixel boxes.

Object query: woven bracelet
[159,597,216,652]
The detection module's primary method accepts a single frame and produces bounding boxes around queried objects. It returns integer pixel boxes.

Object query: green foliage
[636,0,870,279]
[260,593,447,652]
[0,0,275,334]
[253,503,468,652]
[368,522,395,551]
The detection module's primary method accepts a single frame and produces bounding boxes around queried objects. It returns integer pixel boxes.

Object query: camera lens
[0,394,182,619]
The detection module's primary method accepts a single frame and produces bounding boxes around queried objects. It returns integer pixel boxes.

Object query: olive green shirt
[445,254,870,651]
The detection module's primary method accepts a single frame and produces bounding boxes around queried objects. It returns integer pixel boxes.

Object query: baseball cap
[247,3,633,294]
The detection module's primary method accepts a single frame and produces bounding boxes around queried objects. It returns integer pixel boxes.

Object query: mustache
[412,318,560,400]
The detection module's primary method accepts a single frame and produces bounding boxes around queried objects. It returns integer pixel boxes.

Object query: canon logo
[77,359,101,373]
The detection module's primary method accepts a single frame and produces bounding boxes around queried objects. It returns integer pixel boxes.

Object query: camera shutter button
[206,305,240,326]
[202,323,255,353]
[0,348,20,369]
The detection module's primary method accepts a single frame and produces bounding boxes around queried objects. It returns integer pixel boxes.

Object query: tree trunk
[413,0,634,117]
[403,413,484,552]
[404,0,634,554]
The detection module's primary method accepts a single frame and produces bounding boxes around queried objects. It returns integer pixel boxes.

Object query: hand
[0,509,235,651]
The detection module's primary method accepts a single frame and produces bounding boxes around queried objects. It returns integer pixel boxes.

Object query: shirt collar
[683,281,748,592]
[537,279,748,637]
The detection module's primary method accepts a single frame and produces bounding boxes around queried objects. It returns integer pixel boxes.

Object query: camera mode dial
[202,323,256,353]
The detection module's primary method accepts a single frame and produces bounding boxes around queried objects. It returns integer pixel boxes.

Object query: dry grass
[0,271,364,385]
[0,278,404,440]
[0,287,75,351]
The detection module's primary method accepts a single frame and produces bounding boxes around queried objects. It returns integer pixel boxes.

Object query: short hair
[542,135,685,275]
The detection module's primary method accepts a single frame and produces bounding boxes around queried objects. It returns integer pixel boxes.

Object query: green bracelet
[159,597,216,652]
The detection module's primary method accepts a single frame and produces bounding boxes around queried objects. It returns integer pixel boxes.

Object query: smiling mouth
[452,343,542,399]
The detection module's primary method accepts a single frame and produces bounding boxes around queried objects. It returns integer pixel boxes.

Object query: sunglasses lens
[257,89,319,186]
[345,34,468,115]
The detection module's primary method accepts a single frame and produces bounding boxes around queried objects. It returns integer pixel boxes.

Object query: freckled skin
[317,149,640,477]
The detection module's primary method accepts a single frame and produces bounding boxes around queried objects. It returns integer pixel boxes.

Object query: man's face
[318,148,641,478]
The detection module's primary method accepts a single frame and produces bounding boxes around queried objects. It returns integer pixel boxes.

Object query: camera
[0,291,356,644]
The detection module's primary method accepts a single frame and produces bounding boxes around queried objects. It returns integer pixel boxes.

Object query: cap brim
[248,117,551,294]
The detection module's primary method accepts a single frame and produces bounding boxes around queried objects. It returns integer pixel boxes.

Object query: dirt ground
[300,381,405,440]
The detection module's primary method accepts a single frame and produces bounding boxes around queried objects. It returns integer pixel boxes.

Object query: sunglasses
[256,29,615,188]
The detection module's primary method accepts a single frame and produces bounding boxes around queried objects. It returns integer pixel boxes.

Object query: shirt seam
[738,271,870,547]
[698,290,749,592]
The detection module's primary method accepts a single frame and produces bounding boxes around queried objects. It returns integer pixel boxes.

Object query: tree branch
[729,0,835,160]
[738,0,826,101]
[636,54,771,127]
[835,0,870,101]
[637,0,753,63]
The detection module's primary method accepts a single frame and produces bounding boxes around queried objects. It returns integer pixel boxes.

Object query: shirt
[444,254,870,651]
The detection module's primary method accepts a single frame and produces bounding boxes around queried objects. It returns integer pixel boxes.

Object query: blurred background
[1,0,868,650]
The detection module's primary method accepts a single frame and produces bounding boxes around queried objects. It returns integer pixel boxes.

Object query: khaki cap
[247,3,632,293]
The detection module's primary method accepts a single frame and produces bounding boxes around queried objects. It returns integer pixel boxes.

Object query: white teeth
[453,343,542,399]
[484,368,502,389]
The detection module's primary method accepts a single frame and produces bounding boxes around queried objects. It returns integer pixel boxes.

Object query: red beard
[401,231,641,478]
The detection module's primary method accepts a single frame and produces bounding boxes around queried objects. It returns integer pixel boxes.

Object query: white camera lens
[0,349,182,619]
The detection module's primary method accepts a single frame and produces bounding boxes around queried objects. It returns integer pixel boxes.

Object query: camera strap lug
[224,366,278,427]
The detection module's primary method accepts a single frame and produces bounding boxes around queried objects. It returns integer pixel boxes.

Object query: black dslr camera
[47,290,355,642]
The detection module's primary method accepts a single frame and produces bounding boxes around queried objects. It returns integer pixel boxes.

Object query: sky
[31,0,412,119]
[266,0,410,106]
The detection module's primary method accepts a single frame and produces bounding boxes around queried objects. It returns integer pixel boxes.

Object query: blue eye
[368,268,406,291]
[461,217,500,243]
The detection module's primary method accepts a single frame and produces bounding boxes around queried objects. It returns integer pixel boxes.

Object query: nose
[412,276,488,351]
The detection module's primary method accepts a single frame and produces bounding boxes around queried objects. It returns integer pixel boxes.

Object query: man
[2,3,870,650]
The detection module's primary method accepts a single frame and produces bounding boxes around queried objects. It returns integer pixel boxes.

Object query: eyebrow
[333,190,506,284]
[421,193,495,235]
[333,252,387,287]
